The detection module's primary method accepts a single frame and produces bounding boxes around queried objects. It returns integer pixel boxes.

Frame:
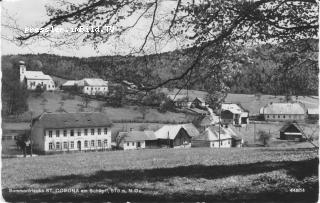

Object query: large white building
[62,78,108,96]
[19,61,56,91]
[31,112,112,154]
[259,102,307,121]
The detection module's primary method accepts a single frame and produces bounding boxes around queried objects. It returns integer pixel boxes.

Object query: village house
[191,97,207,109]
[30,112,112,154]
[221,103,249,126]
[155,124,200,148]
[119,131,158,150]
[260,102,307,121]
[307,108,319,120]
[62,78,108,96]
[279,123,305,142]
[19,61,56,91]
[167,94,191,108]
[167,94,208,110]
[192,125,242,148]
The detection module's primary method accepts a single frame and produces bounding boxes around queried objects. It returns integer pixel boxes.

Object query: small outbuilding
[279,123,305,142]
[120,131,158,150]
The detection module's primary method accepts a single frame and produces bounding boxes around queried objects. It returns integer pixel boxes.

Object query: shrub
[257,130,272,147]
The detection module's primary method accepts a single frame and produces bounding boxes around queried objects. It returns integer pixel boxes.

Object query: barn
[155,124,199,148]
[279,123,305,142]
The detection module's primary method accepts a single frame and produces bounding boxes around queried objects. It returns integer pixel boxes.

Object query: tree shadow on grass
[31,158,318,187]
[3,158,318,202]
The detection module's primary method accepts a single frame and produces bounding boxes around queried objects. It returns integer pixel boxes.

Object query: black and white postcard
[1,0,319,202]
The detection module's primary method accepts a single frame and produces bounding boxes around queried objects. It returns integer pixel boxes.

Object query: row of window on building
[48,139,108,150]
[86,87,107,91]
[212,140,230,147]
[29,81,55,89]
[266,114,302,119]
[47,128,108,138]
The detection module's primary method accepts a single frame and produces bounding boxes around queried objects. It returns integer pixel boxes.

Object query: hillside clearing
[2,148,318,202]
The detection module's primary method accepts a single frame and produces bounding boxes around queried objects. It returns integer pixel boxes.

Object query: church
[19,61,56,91]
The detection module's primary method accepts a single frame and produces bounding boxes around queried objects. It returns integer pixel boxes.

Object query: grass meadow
[2,147,318,202]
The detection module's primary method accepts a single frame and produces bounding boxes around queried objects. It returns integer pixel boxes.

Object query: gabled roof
[194,125,242,141]
[24,71,53,80]
[279,122,304,134]
[32,112,112,129]
[83,78,108,86]
[221,103,247,114]
[155,123,199,139]
[308,108,319,115]
[193,97,205,103]
[124,131,157,142]
[62,80,79,86]
[261,102,306,115]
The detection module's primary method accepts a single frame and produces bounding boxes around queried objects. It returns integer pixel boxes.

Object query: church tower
[19,60,26,82]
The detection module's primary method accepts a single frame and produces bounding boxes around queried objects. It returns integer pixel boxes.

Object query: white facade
[37,127,111,152]
[62,78,109,96]
[210,139,232,148]
[123,140,146,150]
[82,85,108,96]
[19,61,55,91]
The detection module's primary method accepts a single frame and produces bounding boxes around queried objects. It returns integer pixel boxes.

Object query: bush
[257,130,272,147]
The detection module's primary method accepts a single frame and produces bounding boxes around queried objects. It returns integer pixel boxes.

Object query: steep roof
[261,102,306,115]
[221,103,247,114]
[279,123,304,134]
[194,125,242,141]
[124,131,157,142]
[24,71,53,80]
[155,123,199,139]
[32,112,112,129]
[193,97,205,103]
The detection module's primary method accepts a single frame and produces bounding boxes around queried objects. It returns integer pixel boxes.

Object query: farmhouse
[19,61,55,91]
[191,97,207,108]
[120,131,158,150]
[221,103,249,126]
[155,124,199,148]
[62,78,108,95]
[192,125,242,148]
[307,108,319,120]
[167,94,191,108]
[279,123,305,142]
[30,112,112,154]
[260,102,307,121]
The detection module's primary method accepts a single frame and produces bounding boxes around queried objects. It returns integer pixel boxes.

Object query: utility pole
[30,111,33,157]
[253,121,256,143]
[219,106,221,148]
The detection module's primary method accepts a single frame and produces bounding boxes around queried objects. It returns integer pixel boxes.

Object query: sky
[1,0,181,57]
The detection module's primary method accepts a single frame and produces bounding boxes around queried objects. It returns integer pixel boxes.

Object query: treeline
[2,39,318,97]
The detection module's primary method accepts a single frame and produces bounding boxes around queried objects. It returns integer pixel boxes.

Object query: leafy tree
[257,130,272,147]
[35,84,45,96]
[10,0,317,96]
[82,94,91,108]
[2,64,29,115]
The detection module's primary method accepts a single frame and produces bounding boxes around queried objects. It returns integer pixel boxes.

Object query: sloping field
[2,148,318,202]
[160,88,318,115]
[25,91,194,123]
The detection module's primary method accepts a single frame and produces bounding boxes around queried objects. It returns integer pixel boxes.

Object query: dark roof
[124,131,157,142]
[33,112,112,129]
[279,123,304,133]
